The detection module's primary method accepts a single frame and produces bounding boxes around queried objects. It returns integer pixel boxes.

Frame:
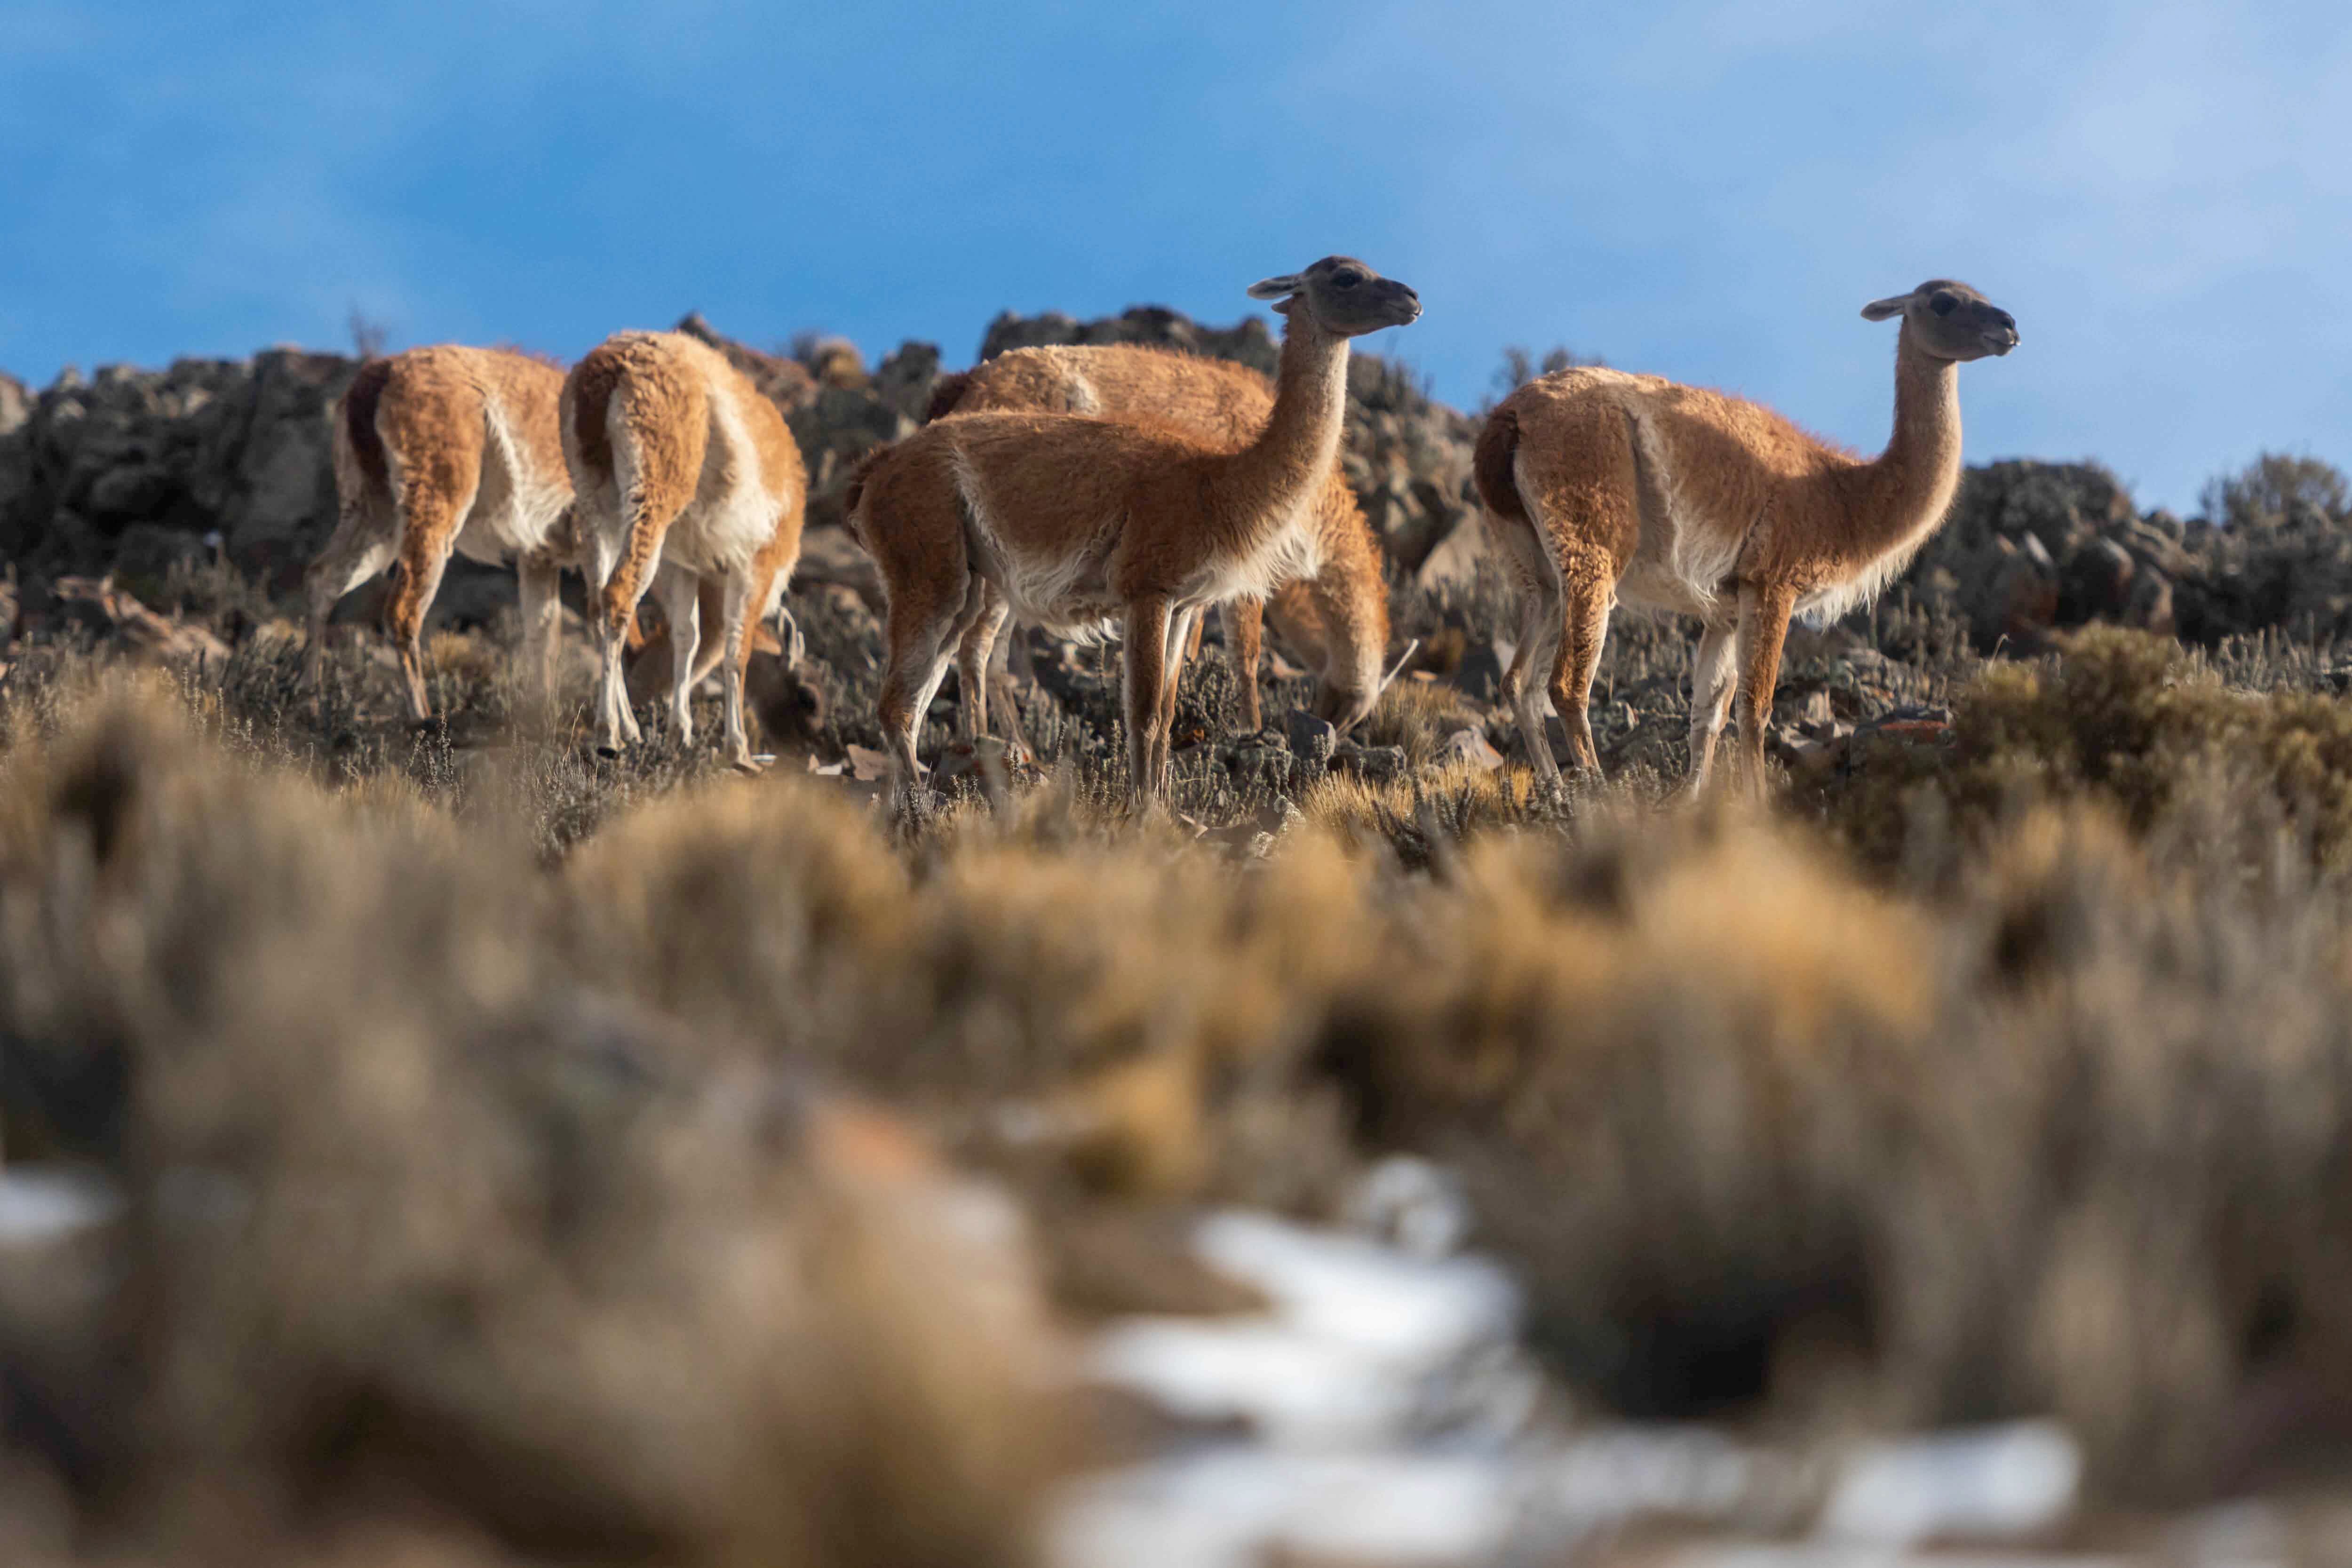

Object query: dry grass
[1321,799,2352,1494]
[8,600,2352,1551]
[1355,679,1494,767]
[0,681,1072,1568]
[1820,625,2352,876]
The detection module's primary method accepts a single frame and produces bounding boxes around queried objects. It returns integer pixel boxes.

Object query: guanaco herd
[306,257,2019,817]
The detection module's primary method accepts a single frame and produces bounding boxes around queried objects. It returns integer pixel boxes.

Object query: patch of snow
[1052,1449,1514,1568]
[1817,1420,2081,1545]
[1346,1154,1473,1259]
[1057,1176,2094,1568]
[1542,1426,1759,1528]
[1684,1554,2127,1568]
[0,1166,121,1247]
[1087,1208,1526,1449]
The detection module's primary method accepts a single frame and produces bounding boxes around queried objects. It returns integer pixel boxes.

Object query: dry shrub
[1355,680,1493,768]
[1824,625,2352,873]
[1319,808,1941,1419]
[0,680,1070,1567]
[1320,800,2352,1496]
[1299,760,1550,856]
[564,773,1376,1213]
[11,656,2352,1518]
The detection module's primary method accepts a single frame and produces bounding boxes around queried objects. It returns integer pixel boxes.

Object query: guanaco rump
[561,330,808,768]
[1475,279,2019,793]
[924,344,1391,735]
[849,256,1419,815]
[306,345,576,721]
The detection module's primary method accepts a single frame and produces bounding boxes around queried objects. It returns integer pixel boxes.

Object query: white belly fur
[452,397,572,566]
[951,447,1120,638]
[658,383,783,576]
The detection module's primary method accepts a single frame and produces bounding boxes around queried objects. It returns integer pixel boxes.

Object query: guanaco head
[1248,256,1422,338]
[1861,280,2019,362]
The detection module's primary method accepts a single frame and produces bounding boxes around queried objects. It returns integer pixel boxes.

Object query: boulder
[1414,513,1500,596]
[109,523,212,589]
[1283,708,1337,772]
[2059,535,2136,624]
[0,349,357,583]
[1452,639,1510,704]
[0,371,27,433]
[1332,740,1407,783]
[1991,533,2059,651]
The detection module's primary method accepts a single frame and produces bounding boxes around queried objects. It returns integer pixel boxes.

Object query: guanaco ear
[1860,294,1912,321]
[1247,273,1307,300]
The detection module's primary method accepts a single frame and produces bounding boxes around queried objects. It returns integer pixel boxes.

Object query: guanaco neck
[1841,324,1964,563]
[1206,308,1351,558]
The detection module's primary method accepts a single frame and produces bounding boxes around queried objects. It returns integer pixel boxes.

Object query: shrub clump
[1821,625,2352,874]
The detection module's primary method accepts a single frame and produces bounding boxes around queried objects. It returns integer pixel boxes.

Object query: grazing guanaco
[561,331,808,768]
[306,346,575,720]
[849,257,1419,815]
[924,344,1391,736]
[1474,279,2018,793]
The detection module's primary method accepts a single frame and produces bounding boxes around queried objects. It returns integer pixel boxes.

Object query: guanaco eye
[1332,272,1362,289]
[1930,293,1958,316]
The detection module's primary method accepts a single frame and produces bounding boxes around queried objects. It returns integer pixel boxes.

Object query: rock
[1284,709,1337,772]
[1224,731,1295,796]
[2125,565,2176,637]
[45,576,230,667]
[427,559,520,629]
[0,371,29,438]
[1414,515,1498,597]
[867,339,943,422]
[1992,532,2059,650]
[1442,727,1505,771]
[789,384,915,531]
[793,525,886,613]
[109,523,210,588]
[747,653,827,748]
[1452,639,1511,704]
[931,736,1016,807]
[1333,741,1407,783]
[0,347,359,582]
[83,463,178,529]
[2059,535,2135,623]
[803,336,868,390]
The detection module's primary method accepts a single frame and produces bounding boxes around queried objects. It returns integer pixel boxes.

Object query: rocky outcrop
[0,352,356,591]
[785,339,938,533]
[1893,459,2352,650]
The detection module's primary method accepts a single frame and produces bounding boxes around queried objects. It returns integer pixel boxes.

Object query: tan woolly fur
[850,256,1419,815]
[562,330,809,768]
[305,345,577,721]
[1474,279,2019,794]
[929,343,1391,734]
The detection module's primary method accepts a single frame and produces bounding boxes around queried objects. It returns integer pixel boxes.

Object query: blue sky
[3,1,2347,512]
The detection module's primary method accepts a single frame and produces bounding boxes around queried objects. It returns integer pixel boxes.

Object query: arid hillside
[5,318,2352,1565]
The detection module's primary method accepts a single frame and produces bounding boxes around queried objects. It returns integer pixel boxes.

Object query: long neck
[1847,324,1963,557]
[1208,311,1351,555]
